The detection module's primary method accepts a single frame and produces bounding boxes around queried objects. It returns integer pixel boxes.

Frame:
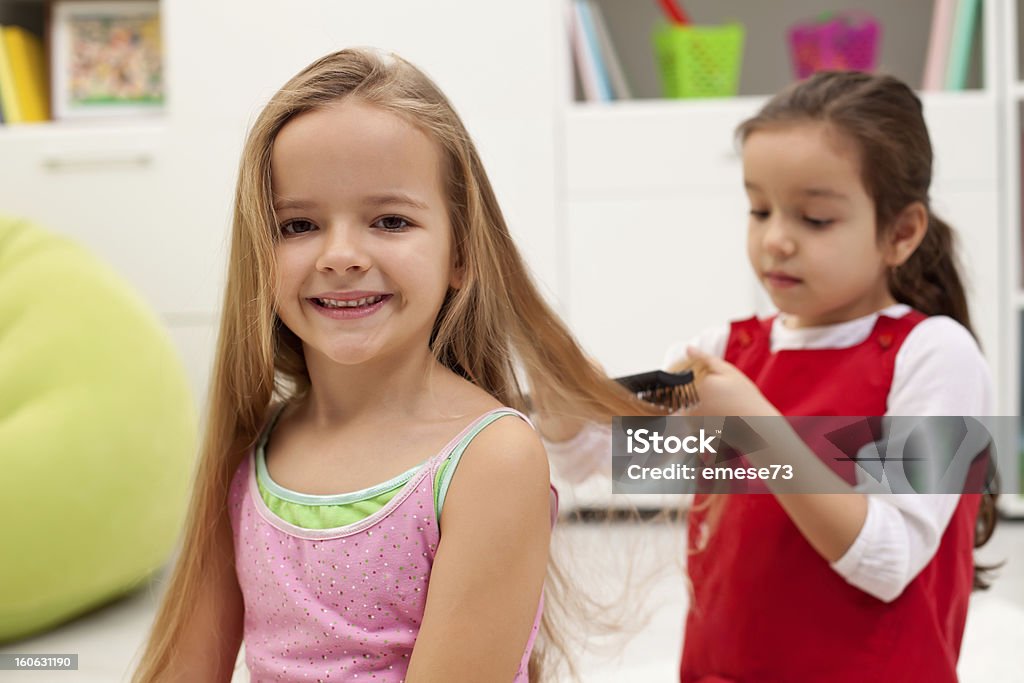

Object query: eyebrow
[273,198,316,211]
[744,181,850,201]
[800,187,850,201]
[272,193,431,212]
[364,193,430,210]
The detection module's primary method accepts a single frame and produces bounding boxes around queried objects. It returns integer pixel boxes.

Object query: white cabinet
[554,1,1015,516]
[997,1,1024,516]
[0,123,227,313]
[560,96,1002,390]
[563,100,757,376]
[921,93,1002,383]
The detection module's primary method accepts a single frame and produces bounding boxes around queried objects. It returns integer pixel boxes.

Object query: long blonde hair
[134,47,657,681]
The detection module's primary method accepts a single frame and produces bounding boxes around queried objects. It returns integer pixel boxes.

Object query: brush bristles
[613,368,702,413]
[637,382,700,413]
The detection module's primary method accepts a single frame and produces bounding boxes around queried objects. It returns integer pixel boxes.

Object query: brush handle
[667,356,709,379]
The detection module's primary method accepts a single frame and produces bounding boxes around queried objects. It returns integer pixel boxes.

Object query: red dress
[680,312,980,683]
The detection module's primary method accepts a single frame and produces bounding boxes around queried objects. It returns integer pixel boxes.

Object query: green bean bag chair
[0,216,196,641]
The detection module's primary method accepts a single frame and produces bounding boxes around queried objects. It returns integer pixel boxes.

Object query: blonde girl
[134,48,654,682]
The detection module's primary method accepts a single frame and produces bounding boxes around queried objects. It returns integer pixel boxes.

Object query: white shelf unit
[558,2,1002,376]
[559,92,1002,377]
[0,1,219,401]
[557,1,1015,512]
[998,1,1024,518]
[568,0,989,101]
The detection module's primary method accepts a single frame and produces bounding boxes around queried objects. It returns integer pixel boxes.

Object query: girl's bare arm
[148,513,244,682]
[406,417,551,682]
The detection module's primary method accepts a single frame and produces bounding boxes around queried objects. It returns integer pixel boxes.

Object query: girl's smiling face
[743,121,898,328]
[271,98,458,368]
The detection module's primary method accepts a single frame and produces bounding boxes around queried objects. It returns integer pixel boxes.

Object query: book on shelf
[944,0,980,90]
[584,0,631,100]
[570,0,611,102]
[4,25,49,122]
[921,0,981,91]
[568,0,631,102]
[0,24,49,124]
[567,0,598,101]
[921,0,956,91]
[0,27,18,123]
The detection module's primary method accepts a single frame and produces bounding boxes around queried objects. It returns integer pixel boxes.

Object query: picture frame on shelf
[50,0,163,120]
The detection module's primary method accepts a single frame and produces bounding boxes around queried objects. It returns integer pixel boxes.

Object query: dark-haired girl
[543,71,997,683]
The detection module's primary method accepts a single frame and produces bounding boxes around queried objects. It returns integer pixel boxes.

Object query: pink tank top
[228,408,553,682]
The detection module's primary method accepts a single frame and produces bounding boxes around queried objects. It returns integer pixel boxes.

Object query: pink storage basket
[788,11,881,79]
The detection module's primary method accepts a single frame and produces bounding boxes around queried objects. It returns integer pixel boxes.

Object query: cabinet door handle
[41,154,154,172]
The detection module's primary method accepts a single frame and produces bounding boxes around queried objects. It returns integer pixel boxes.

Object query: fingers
[685,346,729,374]
[685,345,711,361]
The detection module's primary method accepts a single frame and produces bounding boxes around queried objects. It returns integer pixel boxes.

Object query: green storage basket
[653,23,745,99]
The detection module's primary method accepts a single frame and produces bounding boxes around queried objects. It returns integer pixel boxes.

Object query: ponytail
[888,212,974,340]
[887,212,998,589]
[973,486,1000,590]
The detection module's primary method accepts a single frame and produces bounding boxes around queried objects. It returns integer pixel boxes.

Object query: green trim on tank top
[255,408,451,529]
[256,406,520,530]
[256,453,452,530]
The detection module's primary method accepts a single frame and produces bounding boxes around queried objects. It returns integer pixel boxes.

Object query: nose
[316,223,371,273]
[760,215,796,258]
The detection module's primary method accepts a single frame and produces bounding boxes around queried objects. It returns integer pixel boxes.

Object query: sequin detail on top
[228,408,546,682]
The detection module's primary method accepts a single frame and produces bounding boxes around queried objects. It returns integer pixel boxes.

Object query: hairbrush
[614,368,700,413]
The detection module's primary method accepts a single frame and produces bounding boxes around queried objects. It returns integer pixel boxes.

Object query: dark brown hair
[737,70,998,590]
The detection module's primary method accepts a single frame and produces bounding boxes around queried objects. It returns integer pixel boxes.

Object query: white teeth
[317,295,385,308]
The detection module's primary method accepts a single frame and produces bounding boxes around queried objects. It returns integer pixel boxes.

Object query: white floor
[566,516,1024,683]
[2,518,1022,682]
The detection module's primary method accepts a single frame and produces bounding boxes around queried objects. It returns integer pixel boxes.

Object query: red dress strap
[680,309,976,683]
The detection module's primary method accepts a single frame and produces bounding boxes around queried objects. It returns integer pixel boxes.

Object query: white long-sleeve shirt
[545,304,993,602]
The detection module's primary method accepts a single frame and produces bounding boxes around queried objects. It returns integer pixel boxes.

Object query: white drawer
[0,123,227,315]
[565,98,765,198]
[565,93,998,200]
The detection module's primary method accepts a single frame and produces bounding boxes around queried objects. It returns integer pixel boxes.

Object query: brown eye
[374,215,410,231]
[803,216,834,228]
[281,219,316,236]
